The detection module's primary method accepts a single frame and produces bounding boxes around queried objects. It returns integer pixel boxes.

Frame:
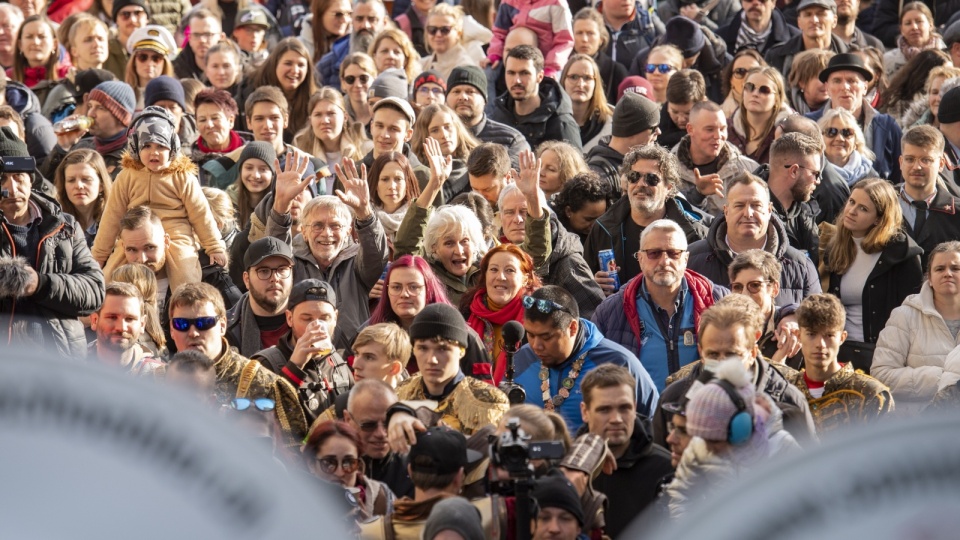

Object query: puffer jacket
[270,214,389,352]
[806,99,902,183]
[538,215,605,319]
[872,282,960,415]
[5,80,56,161]
[763,33,849,80]
[674,137,759,216]
[148,0,191,35]
[316,35,350,90]
[686,212,821,307]
[0,192,105,358]
[602,0,665,69]
[488,75,583,152]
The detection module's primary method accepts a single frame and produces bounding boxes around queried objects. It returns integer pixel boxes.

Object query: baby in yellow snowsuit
[92,106,226,292]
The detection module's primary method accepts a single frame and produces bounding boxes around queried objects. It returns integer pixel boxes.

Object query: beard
[629,187,663,214]
[791,181,814,203]
[648,268,681,287]
[98,332,137,353]
[250,285,286,313]
[837,13,852,25]
[351,31,375,54]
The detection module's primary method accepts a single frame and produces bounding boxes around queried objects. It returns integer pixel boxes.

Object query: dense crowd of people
[5,0,960,536]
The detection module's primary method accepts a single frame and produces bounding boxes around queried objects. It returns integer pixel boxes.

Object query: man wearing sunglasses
[104,0,150,79]
[226,237,295,357]
[168,281,308,446]
[584,144,709,296]
[766,132,823,264]
[251,279,354,423]
[763,0,847,78]
[511,285,659,432]
[343,380,414,499]
[686,172,821,307]
[717,0,797,56]
[586,91,662,199]
[592,219,726,392]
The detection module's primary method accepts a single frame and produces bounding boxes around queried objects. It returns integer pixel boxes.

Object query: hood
[705,209,790,264]
[903,281,942,318]
[617,415,656,468]
[578,318,605,356]
[880,231,924,266]
[585,136,623,162]
[5,80,41,116]
[120,152,198,175]
[694,26,727,75]
[495,76,573,120]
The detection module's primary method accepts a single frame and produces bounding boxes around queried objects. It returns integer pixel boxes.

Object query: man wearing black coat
[344,380,415,499]
[580,365,674,540]
[765,133,823,264]
[716,0,798,55]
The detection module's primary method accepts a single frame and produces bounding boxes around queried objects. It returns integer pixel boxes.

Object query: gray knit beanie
[237,141,278,178]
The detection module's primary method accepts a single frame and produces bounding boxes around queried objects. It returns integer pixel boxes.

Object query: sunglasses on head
[171,316,219,332]
[522,295,570,315]
[136,52,163,63]
[743,81,774,95]
[231,398,276,411]
[343,74,370,85]
[624,171,662,187]
[731,280,769,294]
[426,25,453,36]
[824,127,855,139]
[639,249,686,260]
[646,63,675,74]
[317,455,360,475]
[733,67,751,79]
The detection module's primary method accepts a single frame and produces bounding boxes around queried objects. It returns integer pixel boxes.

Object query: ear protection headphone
[128,106,181,157]
[714,379,753,445]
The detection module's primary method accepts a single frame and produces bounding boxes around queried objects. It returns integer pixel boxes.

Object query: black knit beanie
[237,141,278,178]
[0,125,29,158]
[532,474,585,527]
[446,65,488,103]
[612,91,660,137]
[409,304,468,348]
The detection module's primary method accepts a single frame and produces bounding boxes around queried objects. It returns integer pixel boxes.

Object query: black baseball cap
[243,237,294,269]
[288,279,337,310]
[409,427,483,475]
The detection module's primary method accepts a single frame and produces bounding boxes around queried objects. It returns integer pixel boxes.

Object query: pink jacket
[487,0,574,78]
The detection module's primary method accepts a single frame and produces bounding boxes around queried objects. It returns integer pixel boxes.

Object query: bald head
[346,379,398,413]
[504,26,539,57]
[777,115,824,146]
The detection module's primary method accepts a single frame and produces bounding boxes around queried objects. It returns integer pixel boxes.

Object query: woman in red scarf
[8,15,69,109]
[462,243,541,384]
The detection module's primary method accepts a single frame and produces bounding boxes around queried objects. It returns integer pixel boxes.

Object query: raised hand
[272,152,314,215]
[334,157,372,220]
[694,168,725,197]
[517,150,544,218]
[425,137,452,186]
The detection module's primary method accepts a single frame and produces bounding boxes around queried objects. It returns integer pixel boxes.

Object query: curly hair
[620,144,680,197]
[550,170,614,229]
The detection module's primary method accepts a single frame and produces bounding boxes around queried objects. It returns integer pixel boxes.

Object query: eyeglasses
[136,52,163,63]
[522,295,571,315]
[417,86,444,95]
[426,25,453,36]
[566,73,594,84]
[646,63,675,74]
[743,81,774,95]
[388,283,424,296]
[254,265,292,280]
[732,67,750,79]
[823,127,855,139]
[309,221,345,233]
[624,171,662,187]
[316,455,360,475]
[786,164,822,180]
[231,398,276,411]
[731,280,769,294]
[117,9,147,20]
[342,74,370,85]
[171,316,219,332]
[356,419,387,432]
[639,249,686,260]
[902,155,938,167]
[667,422,688,437]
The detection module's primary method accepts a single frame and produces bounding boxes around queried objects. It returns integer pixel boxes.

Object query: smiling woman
[10,15,68,107]
[242,37,318,139]
[883,2,943,79]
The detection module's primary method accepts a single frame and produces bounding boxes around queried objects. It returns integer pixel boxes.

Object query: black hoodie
[488,76,583,152]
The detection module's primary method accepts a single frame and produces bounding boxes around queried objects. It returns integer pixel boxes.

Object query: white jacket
[871,282,960,415]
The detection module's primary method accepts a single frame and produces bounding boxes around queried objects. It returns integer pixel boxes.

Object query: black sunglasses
[171,316,219,332]
[522,295,570,315]
[732,67,750,79]
[743,81,774,95]
[426,25,452,36]
[823,127,855,139]
[624,171,662,187]
[343,74,370,85]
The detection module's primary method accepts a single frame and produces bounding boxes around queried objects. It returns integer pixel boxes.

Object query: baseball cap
[236,7,270,29]
[409,427,483,475]
[243,237,294,269]
[288,279,337,310]
[372,96,416,125]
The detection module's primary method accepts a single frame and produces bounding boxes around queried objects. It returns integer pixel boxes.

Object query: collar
[422,370,465,400]
[640,275,687,310]
[900,186,936,206]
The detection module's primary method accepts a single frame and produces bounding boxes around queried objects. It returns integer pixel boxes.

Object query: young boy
[352,322,411,388]
[788,294,894,434]
[92,106,227,292]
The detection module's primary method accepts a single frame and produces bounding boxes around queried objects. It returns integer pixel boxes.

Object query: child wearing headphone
[92,106,227,292]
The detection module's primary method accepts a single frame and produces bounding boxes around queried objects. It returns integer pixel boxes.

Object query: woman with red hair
[461,244,541,384]
[302,421,394,521]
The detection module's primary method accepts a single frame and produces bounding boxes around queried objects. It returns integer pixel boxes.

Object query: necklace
[540,352,588,411]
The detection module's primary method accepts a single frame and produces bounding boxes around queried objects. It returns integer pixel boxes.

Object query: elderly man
[89,282,164,375]
[173,8,224,80]
[674,101,758,217]
[592,219,727,391]
[717,0,798,55]
[806,52,902,182]
[344,379,414,498]
[167,281,308,446]
[512,285,659,431]
[447,65,529,167]
[586,91,663,198]
[318,0,388,89]
[765,133,823,263]
[584,144,710,295]
[763,0,848,75]
[0,128,104,358]
[686,172,821,305]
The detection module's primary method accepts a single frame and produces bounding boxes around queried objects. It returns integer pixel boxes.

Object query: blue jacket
[317,35,351,91]
[806,102,902,183]
[513,319,659,433]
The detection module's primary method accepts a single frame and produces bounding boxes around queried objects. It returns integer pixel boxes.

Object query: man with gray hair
[765,132,822,263]
[584,143,710,295]
[344,379,414,498]
[592,218,728,390]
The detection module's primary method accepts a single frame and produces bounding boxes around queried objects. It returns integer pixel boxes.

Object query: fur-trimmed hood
[119,152,198,175]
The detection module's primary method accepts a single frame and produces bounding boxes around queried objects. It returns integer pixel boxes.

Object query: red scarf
[17,64,69,88]
[196,130,246,154]
[467,290,525,384]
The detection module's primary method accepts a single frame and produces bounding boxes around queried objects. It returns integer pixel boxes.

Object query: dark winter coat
[538,215,605,319]
[585,135,625,199]
[172,44,204,81]
[488,75,583,152]
[629,25,731,103]
[871,0,958,47]
[469,114,530,169]
[5,80,56,161]
[716,9,798,56]
[900,186,960,271]
[763,33,849,79]
[603,1,666,69]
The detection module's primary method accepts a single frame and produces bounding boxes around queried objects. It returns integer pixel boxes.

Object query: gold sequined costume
[784,362,894,434]
[396,374,509,435]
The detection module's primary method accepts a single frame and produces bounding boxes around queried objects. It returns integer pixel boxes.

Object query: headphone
[714,379,753,445]
[128,106,181,158]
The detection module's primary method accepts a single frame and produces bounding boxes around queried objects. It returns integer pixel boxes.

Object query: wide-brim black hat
[818,52,874,83]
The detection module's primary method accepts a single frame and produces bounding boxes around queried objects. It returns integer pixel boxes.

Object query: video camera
[490,418,566,478]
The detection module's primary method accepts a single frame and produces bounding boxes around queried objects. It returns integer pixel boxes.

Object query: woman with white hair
[817,108,877,187]
[395,137,488,305]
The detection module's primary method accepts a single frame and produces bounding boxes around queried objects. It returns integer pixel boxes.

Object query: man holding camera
[0,127,105,358]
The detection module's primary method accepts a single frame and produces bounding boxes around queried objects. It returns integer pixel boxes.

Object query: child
[484,0,574,78]
[92,106,227,293]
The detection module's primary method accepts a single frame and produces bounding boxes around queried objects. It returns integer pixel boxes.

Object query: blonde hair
[826,178,904,274]
[368,28,420,81]
[560,54,613,124]
[502,404,572,452]
[111,263,167,352]
[293,87,369,162]
[817,108,874,160]
[424,4,465,53]
[201,186,238,233]
[536,140,590,189]
[927,65,960,92]
[352,323,412,369]
[649,44,683,71]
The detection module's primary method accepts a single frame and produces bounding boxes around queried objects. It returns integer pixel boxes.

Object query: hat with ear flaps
[129,105,180,157]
